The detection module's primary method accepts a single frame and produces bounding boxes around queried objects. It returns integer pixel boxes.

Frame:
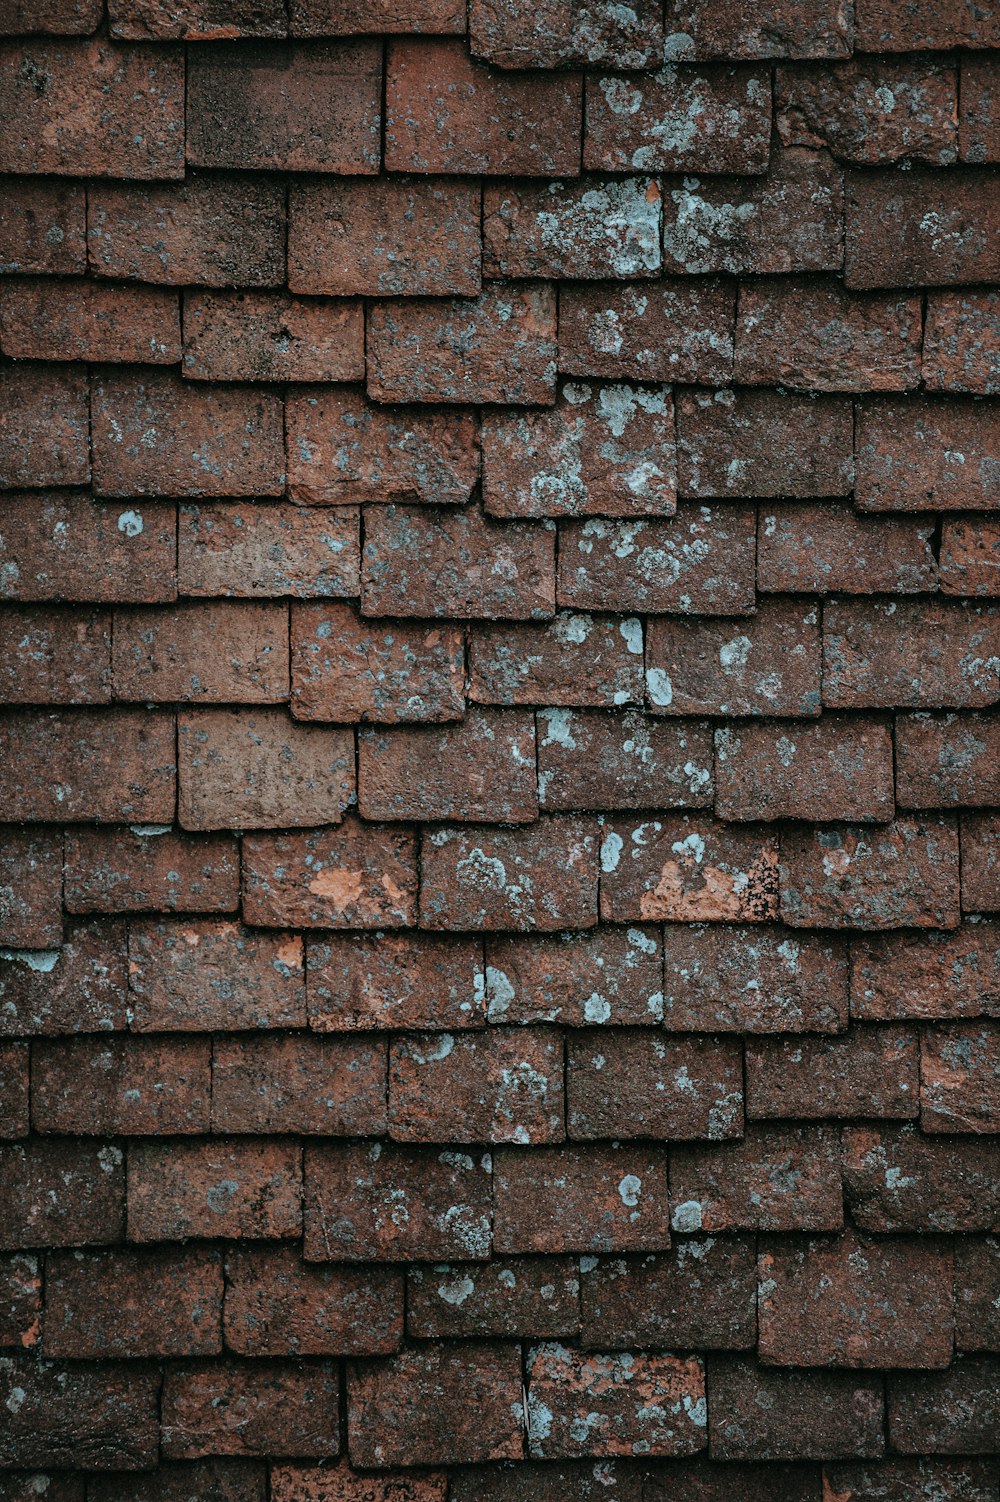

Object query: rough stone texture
[526,1344,707,1458]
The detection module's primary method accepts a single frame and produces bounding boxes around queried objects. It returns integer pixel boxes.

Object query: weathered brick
[484,179,661,280]
[178,709,354,832]
[420,818,598,932]
[923,292,1000,395]
[0,919,127,1037]
[823,1458,1000,1502]
[956,1239,1000,1351]
[182,292,363,383]
[0,0,101,32]
[586,66,770,174]
[224,1247,402,1356]
[109,0,286,37]
[180,506,359,601]
[0,278,179,363]
[677,388,853,497]
[581,1239,756,1350]
[494,1144,669,1254]
[846,170,1000,288]
[0,179,85,275]
[386,39,581,175]
[407,1257,580,1339]
[708,1359,884,1460]
[0,366,88,488]
[852,923,1000,1021]
[0,1355,158,1470]
[747,1026,918,1119]
[307,934,482,1033]
[211,1034,387,1136]
[305,1143,492,1262]
[671,1126,842,1233]
[823,600,1000,708]
[114,603,288,704]
[0,830,62,947]
[663,925,849,1032]
[667,0,853,57]
[962,814,1000,912]
[781,818,961,930]
[470,0,663,67]
[646,601,822,717]
[390,1027,563,1144]
[735,280,921,390]
[484,926,664,1027]
[162,1361,339,1460]
[470,614,643,708]
[289,178,481,297]
[0,40,183,178]
[715,717,894,821]
[960,56,1000,163]
[188,42,380,172]
[44,1247,223,1358]
[272,1466,445,1502]
[0,708,174,823]
[0,1044,28,1139]
[538,709,713,811]
[0,1250,39,1346]
[843,1124,1000,1231]
[559,280,735,385]
[449,1461,642,1502]
[855,0,1000,49]
[897,712,1000,807]
[359,710,537,823]
[601,815,779,924]
[128,920,303,1031]
[757,503,937,594]
[0,606,110,704]
[921,1022,1000,1133]
[292,0,464,32]
[291,605,465,724]
[368,285,558,405]
[0,494,176,604]
[776,57,958,164]
[888,1359,1000,1455]
[856,398,1000,512]
[567,1031,743,1140]
[526,1344,706,1459]
[32,1035,210,1134]
[243,821,418,929]
[0,1141,124,1248]
[128,1140,302,1242]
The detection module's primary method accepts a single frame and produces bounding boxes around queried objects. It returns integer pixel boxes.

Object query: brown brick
[925,293,1000,396]
[776,57,958,164]
[846,170,1000,289]
[843,1124,1000,1232]
[188,41,380,172]
[407,1256,580,1339]
[360,710,537,823]
[581,1239,757,1351]
[129,920,304,1031]
[646,602,822,718]
[389,1027,564,1144]
[1,0,101,33]
[307,934,483,1032]
[292,0,464,32]
[0,180,85,275]
[526,1344,706,1459]
[677,388,853,498]
[178,709,354,832]
[852,923,1000,1022]
[662,147,843,275]
[272,1466,446,1502]
[663,925,849,1032]
[224,1247,402,1356]
[824,600,1000,709]
[0,1475,83,1502]
[921,1022,1000,1133]
[586,65,770,174]
[823,1458,1000,1502]
[0,366,88,488]
[708,1359,884,1461]
[0,1044,28,1139]
[182,291,363,382]
[128,1140,302,1242]
[0,607,111,705]
[671,1126,842,1234]
[0,494,176,604]
[856,398,1000,512]
[211,1034,387,1136]
[538,709,713,812]
[0,708,174,823]
[781,818,961,930]
[758,503,937,594]
[44,1247,223,1358]
[92,373,284,499]
[715,717,894,821]
[368,285,558,406]
[956,1239,1000,1351]
[855,0,999,49]
[568,1031,743,1140]
[289,178,481,297]
[0,40,183,178]
[0,278,179,363]
[450,1461,642,1502]
[0,1141,124,1249]
[484,927,664,1027]
[559,280,734,385]
[114,603,288,704]
[960,56,1000,163]
[963,814,1000,912]
[494,1144,669,1254]
[0,1250,39,1347]
[292,605,464,725]
[602,815,779,924]
[735,280,921,390]
[0,830,62,947]
[668,0,853,57]
[109,0,286,37]
[897,712,1000,807]
[470,0,663,67]
[747,1026,918,1119]
[386,38,580,174]
[888,1358,1000,1455]
[0,919,127,1037]
[32,1036,210,1135]
[180,505,359,601]
[243,820,418,929]
[0,1355,159,1470]
[558,506,757,616]
[484,178,660,280]
[88,175,286,287]
[420,817,598,932]
[305,1143,492,1262]
[162,1361,339,1460]
[471,614,642,708]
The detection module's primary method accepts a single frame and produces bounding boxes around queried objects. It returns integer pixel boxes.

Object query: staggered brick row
[0,0,998,1494]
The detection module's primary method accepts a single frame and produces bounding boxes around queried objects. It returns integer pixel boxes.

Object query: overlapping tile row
[0,0,998,1495]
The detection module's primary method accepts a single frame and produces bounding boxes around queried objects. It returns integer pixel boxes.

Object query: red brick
[109,0,286,37]
[568,1031,743,1140]
[407,1256,579,1339]
[0,494,176,604]
[855,0,1000,48]
[471,614,642,708]
[602,815,779,924]
[856,398,1000,512]
[758,503,937,594]
[735,280,921,390]
[559,280,735,385]
[349,1343,522,1467]
[0,40,183,178]
[272,1465,446,1502]
[292,605,464,724]
[898,712,1000,808]
[671,1126,842,1233]
[708,1359,884,1461]
[484,178,661,280]
[0,708,174,823]
[129,920,305,1031]
[663,925,849,1032]
[776,57,958,165]
[921,1022,1000,1133]
[747,1026,918,1119]
[843,1124,1000,1232]
[92,373,284,499]
[494,1144,669,1254]
[781,818,961,930]
[162,1361,339,1460]
[538,709,713,812]
[1,278,179,363]
[586,66,770,174]
[888,1358,1000,1455]
[363,506,554,620]
[923,292,1000,395]
[715,717,894,822]
[678,388,853,498]
[182,292,363,383]
[180,505,358,601]
[114,603,288,704]
[212,1034,387,1136]
[846,170,1000,289]
[44,1247,223,1358]
[824,1459,1000,1502]
[360,710,537,823]
[0,1250,39,1347]
[368,285,558,406]
[243,821,418,929]
[584,1240,756,1353]
[0,607,110,705]
[662,148,843,275]
[178,709,354,832]
[32,1036,210,1135]
[960,56,1000,163]
[667,0,852,57]
[956,1239,1000,1351]
[420,818,598,932]
[824,600,1000,709]
[483,927,664,1027]
[128,1140,302,1242]
[470,0,663,67]
[646,601,822,717]
[526,1344,706,1459]
[0,1355,158,1470]
[557,506,757,616]
[0,831,62,947]
[0,180,85,275]
[0,1043,28,1139]
[188,42,380,173]
[962,814,1000,912]
[0,1141,124,1248]
[0,919,127,1037]
[0,366,88,488]
[88,175,286,288]
[0,0,100,31]
[224,1247,402,1356]
[290,178,480,297]
[305,1143,492,1262]
[852,923,1000,1022]
[386,39,581,175]
[291,0,464,33]
[307,934,482,1032]
[389,1027,564,1144]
